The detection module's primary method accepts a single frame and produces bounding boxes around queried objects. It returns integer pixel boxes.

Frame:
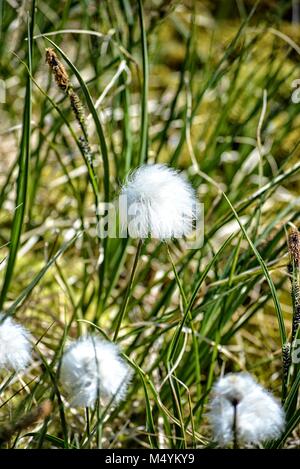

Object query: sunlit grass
[0,0,300,449]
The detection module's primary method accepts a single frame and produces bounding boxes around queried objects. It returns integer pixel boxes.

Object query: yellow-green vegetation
[0,0,300,449]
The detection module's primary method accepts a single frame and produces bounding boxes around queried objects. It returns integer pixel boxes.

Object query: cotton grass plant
[60,335,132,407]
[207,373,285,448]
[114,163,198,339]
[0,0,300,450]
[0,314,32,371]
[119,164,197,240]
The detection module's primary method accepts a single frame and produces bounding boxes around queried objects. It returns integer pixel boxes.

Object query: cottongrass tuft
[0,314,32,371]
[60,336,133,408]
[207,372,285,447]
[119,164,197,240]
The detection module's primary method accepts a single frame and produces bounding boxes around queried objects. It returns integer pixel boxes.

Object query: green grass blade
[0,2,35,310]
[137,0,148,165]
[222,192,287,345]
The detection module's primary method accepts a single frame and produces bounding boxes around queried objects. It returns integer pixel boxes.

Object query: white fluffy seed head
[0,313,32,371]
[60,336,133,408]
[119,164,197,240]
[207,372,285,447]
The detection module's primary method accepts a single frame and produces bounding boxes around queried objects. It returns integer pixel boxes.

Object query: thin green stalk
[223,192,287,345]
[137,0,148,165]
[0,3,35,310]
[113,239,143,341]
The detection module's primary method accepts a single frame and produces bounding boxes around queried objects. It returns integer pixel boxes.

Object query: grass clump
[0,0,300,449]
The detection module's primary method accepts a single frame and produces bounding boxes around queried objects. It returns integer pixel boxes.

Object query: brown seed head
[288,228,300,268]
[46,48,70,92]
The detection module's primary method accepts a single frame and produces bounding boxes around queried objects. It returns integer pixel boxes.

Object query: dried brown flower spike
[46,48,70,92]
[288,228,300,342]
[45,48,88,140]
[282,342,291,383]
[288,228,300,269]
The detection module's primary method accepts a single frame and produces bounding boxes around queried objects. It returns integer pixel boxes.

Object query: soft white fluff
[0,314,32,371]
[208,372,285,447]
[60,336,133,408]
[119,164,197,240]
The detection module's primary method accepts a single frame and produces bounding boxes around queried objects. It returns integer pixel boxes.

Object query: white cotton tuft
[207,372,285,447]
[0,314,32,371]
[119,164,197,240]
[60,336,133,408]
